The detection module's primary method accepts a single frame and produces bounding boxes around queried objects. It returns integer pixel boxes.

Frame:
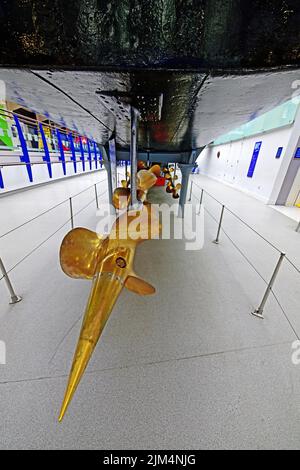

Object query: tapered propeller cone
[59,340,93,422]
[58,268,156,421]
[58,205,159,421]
[59,272,124,421]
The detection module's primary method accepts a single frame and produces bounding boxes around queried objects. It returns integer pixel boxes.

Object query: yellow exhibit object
[112,187,131,209]
[113,165,158,208]
[162,166,182,199]
[58,166,161,421]
[137,169,157,191]
[59,204,160,421]
[149,164,161,177]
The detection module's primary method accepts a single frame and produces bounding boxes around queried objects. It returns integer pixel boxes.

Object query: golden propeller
[59,204,160,421]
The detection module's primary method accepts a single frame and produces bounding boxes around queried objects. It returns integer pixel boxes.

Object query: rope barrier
[192,181,282,254]
[192,181,223,205]
[0,188,108,282]
[285,256,300,276]
[195,191,299,337]
[0,177,107,239]
[192,182,300,277]
[202,203,269,285]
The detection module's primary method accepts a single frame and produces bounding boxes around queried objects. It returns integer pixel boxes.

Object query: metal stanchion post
[0,258,22,304]
[296,221,300,233]
[130,107,141,209]
[200,188,204,205]
[188,181,193,202]
[69,197,74,229]
[252,252,286,319]
[198,188,204,215]
[94,184,99,209]
[213,205,225,244]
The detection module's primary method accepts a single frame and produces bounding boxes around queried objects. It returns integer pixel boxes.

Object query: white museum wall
[197,126,293,203]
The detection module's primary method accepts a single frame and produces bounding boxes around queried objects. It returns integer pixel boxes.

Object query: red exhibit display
[155,176,166,186]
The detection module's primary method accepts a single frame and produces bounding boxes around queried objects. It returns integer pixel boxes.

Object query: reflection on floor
[0,172,300,449]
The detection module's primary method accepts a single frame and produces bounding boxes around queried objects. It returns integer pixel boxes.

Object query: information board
[276,147,283,159]
[247,141,262,178]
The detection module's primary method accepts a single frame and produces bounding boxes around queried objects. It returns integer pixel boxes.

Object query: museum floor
[0,170,300,449]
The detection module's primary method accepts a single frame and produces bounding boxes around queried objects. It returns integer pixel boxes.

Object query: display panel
[247,141,262,178]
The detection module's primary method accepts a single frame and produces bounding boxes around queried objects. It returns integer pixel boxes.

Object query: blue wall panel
[247,141,262,178]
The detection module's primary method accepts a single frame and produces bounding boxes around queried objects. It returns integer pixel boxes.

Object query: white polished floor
[270,205,300,223]
[0,171,300,449]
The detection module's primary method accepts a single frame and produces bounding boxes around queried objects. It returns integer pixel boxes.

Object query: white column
[269,104,300,205]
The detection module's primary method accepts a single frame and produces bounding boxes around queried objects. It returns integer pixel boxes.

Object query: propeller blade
[60,228,103,279]
[125,275,156,295]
